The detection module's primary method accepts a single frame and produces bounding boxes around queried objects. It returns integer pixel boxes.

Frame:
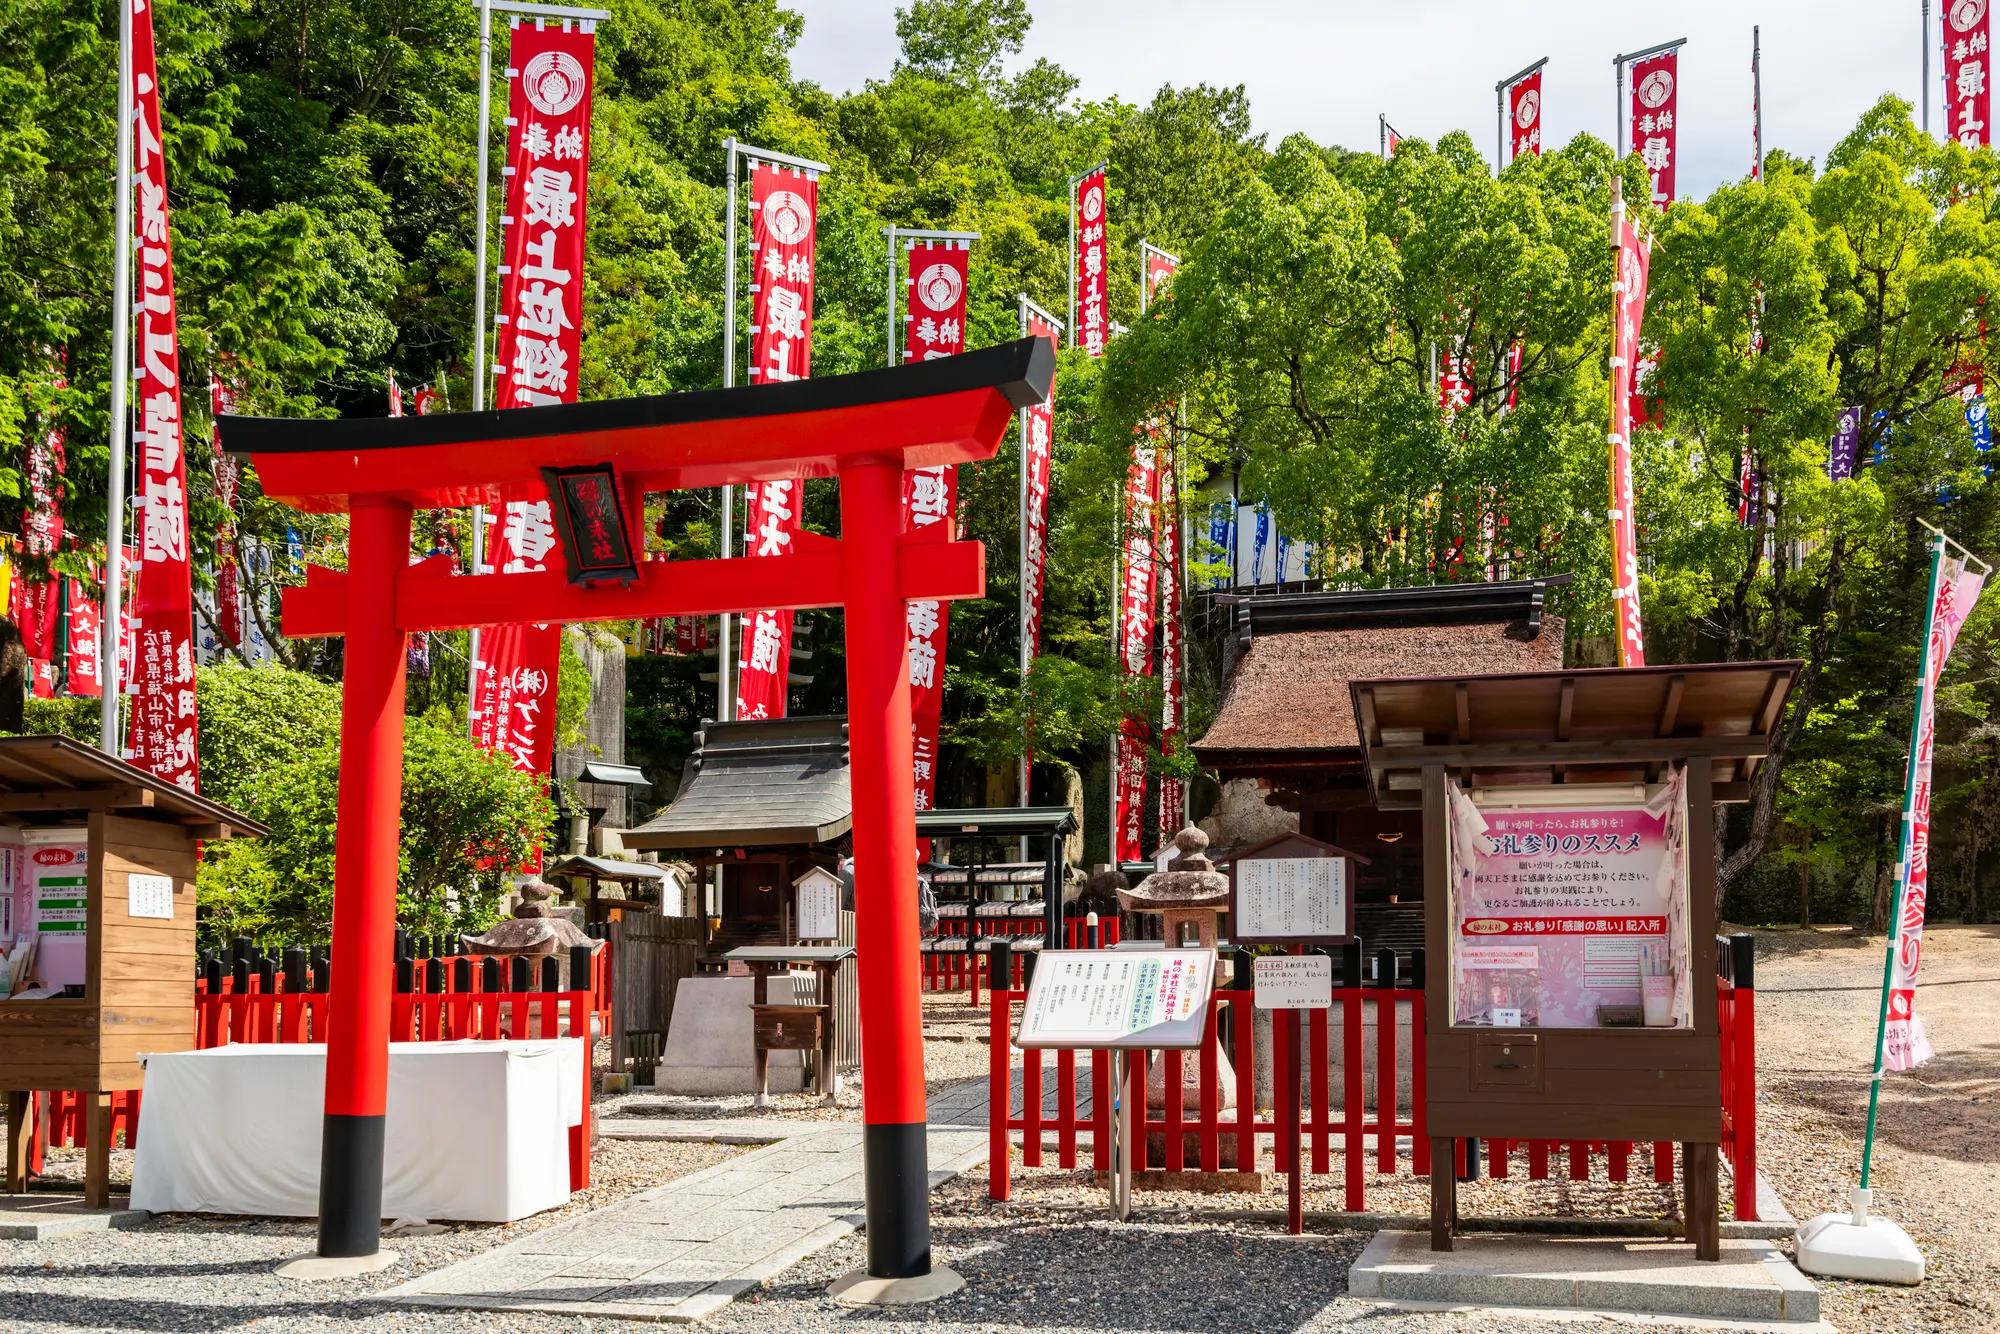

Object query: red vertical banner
[1021,310,1060,659]
[469,622,562,778]
[902,238,971,810]
[65,576,103,697]
[493,19,594,411]
[905,242,969,361]
[733,157,818,721]
[474,16,596,774]
[735,480,802,720]
[1509,70,1544,161]
[1439,345,1474,415]
[903,466,956,812]
[12,383,63,666]
[747,160,817,385]
[1155,448,1184,840]
[1629,49,1679,209]
[1609,203,1652,668]
[1074,169,1108,356]
[1948,0,1992,148]
[211,375,242,648]
[1113,441,1158,863]
[125,0,198,790]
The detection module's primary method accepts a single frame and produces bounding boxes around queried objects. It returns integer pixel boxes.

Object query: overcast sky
[784,0,1931,200]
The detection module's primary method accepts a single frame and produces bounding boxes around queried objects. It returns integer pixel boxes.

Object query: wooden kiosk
[0,736,265,1205]
[1349,663,1798,1260]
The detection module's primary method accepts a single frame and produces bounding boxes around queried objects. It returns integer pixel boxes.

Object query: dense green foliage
[193,664,555,946]
[7,0,2000,920]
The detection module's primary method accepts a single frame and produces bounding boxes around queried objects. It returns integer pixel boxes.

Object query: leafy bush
[195,664,553,948]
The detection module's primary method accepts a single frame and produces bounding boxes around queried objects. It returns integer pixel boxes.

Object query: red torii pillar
[223,340,1053,1280]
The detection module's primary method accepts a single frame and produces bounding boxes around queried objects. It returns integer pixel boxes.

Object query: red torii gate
[220,338,1054,1283]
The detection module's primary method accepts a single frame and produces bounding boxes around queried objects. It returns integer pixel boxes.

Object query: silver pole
[466,0,494,739]
[1017,295,1030,836]
[1496,84,1504,175]
[886,226,898,367]
[1067,183,1076,350]
[718,137,739,723]
[1615,59,1625,159]
[1924,0,1933,137]
[100,0,135,755]
[1753,26,1763,179]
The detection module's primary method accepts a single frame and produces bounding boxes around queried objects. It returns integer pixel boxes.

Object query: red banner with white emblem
[1629,49,1679,209]
[65,576,104,698]
[906,242,968,362]
[1075,169,1108,356]
[1509,70,1544,162]
[1156,445,1184,840]
[1947,0,1992,148]
[124,0,197,789]
[748,161,817,385]
[733,158,818,720]
[476,17,595,775]
[1610,205,1651,667]
[1114,441,1158,863]
[494,19,593,411]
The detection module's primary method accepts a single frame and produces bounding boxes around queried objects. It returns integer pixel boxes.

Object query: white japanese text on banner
[1075,169,1108,356]
[1629,49,1678,209]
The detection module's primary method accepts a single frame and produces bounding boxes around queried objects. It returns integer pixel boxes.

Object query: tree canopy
[4,0,2000,924]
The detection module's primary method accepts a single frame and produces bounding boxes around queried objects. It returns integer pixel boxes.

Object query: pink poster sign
[1452,798,1684,1028]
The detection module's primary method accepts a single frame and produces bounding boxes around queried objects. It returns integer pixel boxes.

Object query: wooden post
[84,1091,113,1208]
[1429,1137,1456,1251]
[1685,1140,1721,1260]
[5,1090,29,1193]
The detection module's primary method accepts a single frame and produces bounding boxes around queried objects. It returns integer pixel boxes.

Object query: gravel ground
[1742,922,2000,1333]
[0,1138,741,1333]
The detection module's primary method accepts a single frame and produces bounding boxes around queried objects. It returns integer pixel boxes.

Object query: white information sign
[128,873,175,921]
[1235,857,1349,941]
[795,870,840,940]
[1016,949,1216,1049]
[1253,955,1332,1009]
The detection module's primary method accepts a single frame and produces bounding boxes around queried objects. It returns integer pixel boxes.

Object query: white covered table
[131,1040,584,1222]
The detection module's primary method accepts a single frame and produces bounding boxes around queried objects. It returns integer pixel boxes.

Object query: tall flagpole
[1752,26,1763,179]
[101,0,136,755]
[718,136,738,723]
[466,0,493,739]
[884,225,898,367]
[1018,294,1031,850]
[1924,0,1933,137]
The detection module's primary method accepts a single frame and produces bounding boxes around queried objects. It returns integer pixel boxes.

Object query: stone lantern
[1121,826,1241,1170]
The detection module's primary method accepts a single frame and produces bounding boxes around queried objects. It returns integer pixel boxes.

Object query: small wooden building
[0,736,266,1203]
[1348,662,1800,1258]
[623,716,849,961]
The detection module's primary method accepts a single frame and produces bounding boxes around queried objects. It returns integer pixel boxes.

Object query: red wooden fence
[987,939,1762,1225]
[922,915,1121,999]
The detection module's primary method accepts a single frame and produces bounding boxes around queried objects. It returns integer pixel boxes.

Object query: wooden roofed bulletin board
[1349,663,1799,1262]
[0,737,265,1205]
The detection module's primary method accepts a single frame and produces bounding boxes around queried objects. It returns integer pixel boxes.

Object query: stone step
[0,1193,149,1241]
[1349,1230,1822,1325]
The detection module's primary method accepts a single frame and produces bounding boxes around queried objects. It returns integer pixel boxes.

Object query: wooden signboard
[1014,948,1216,1050]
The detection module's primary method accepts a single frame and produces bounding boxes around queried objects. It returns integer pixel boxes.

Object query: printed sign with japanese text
[1016,949,1215,1049]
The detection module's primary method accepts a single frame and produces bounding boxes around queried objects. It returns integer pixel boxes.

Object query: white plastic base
[1796,1190,1924,1285]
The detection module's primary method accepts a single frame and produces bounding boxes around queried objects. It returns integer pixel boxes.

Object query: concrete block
[1348,1230,1821,1324]
[657,975,807,1095]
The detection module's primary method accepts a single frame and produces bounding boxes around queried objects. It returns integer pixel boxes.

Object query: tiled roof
[624,716,851,850]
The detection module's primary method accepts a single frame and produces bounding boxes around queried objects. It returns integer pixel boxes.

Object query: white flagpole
[466,0,493,740]
[1018,293,1030,842]
[1753,26,1763,179]
[101,0,135,755]
[1924,0,1933,137]
[719,137,739,723]
[885,225,898,368]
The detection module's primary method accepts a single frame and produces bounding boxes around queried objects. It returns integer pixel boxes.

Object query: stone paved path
[381,1078,996,1322]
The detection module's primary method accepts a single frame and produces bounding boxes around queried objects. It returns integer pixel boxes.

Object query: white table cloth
[131,1040,584,1222]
